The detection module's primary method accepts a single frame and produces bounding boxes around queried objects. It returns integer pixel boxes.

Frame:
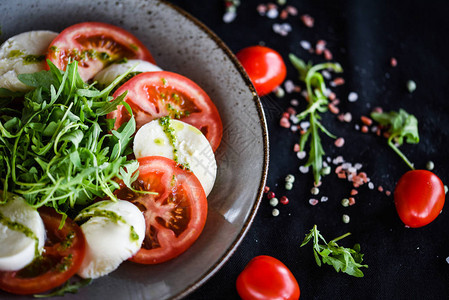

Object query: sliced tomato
[115,156,208,264]
[0,208,86,295]
[46,22,155,81]
[107,71,223,151]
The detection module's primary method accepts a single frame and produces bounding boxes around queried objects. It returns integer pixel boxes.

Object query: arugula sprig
[34,278,92,298]
[0,60,139,215]
[289,54,343,184]
[301,225,368,277]
[370,109,419,170]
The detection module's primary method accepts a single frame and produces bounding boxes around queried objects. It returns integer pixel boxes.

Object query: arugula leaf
[33,278,92,298]
[301,225,368,277]
[0,60,138,214]
[289,54,343,184]
[371,109,419,169]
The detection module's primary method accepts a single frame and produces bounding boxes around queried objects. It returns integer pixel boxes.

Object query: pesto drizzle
[76,209,139,242]
[0,211,40,255]
[158,117,191,171]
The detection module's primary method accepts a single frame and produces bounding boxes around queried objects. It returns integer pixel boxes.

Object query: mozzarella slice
[0,30,58,92]
[134,119,217,196]
[0,193,46,271]
[75,200,145,279]
[93,59,162,87]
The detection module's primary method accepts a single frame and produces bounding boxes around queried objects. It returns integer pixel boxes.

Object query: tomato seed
[267,191,275,199]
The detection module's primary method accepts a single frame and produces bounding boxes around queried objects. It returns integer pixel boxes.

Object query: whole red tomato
[394,170,445,228]
[236,255,300,300]
[236,46,286,96]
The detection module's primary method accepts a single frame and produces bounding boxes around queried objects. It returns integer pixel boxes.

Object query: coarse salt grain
[368,182,374,189]
[324,49,333,60]
[322,70,331,79]
[290,115,299,124]
[328,104,339,114]
[290,125,298,132]
[286,5,298,15]
[361,116,373,126]
[446,257,449,264]
[320,196,329,202]
[334,137,345,147]
[300,40,311,50]
[301,14,314,28]
[297,151,306,159]
[309,198,319,206]
[267,8,279,19]
[316,40,326,55]
[348,92,358,102]
[390,57,397,67]
[280,117,290,128]
[290,99,299,106]
[355,124,360,130]
[284,80,295,93]
[223,11,237,23]
[280,9,289,19]
[300,121,310,129]
[299,165,309,173]
[257,4,267,15]
[332,77,345,87]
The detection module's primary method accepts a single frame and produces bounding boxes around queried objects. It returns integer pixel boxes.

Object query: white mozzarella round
[93,59,162,86]
[134,119,217,196]
[0,30,58,92]
[75,200,145,279]
[0,193,46,271]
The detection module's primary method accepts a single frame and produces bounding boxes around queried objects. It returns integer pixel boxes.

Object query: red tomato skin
[236,255,300,300]
[236,46,286,96]
[0,208,86,295]
[394,170,445,228]
[46,22,155,81]
[116,156,208,265]
[108,71,223,152]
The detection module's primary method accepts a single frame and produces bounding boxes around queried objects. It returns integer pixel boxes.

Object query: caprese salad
[0,22,222,295]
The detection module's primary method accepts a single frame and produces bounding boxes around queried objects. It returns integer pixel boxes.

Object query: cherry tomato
[394,170,445,228]
[0,208,86,295]
[236,255,300,300]
[115,156,208,264]
[107,71,223,152]
[236,46,286,96]
[46,22,155,81]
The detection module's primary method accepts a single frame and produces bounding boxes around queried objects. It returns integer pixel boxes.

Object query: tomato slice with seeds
[115,156,208,264]
[46,22,155,81]
[107,71,223,151]
[0,208,86,295]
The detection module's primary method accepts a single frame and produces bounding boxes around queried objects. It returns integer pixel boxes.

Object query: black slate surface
[167,0,449,299]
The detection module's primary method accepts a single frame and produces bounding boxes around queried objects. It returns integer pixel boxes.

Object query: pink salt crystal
[280,117,290,128]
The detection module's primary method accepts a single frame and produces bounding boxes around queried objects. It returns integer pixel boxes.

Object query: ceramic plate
[0,0,268,299]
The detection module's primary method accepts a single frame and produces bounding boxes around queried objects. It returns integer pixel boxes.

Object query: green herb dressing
[23,54,46,64]
[8,49,24,58]
[158,117,191,171]
[77,209,139,242]
[0,211,40,256]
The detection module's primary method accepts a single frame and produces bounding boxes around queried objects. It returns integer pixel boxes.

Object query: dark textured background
[167,0,449,299]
